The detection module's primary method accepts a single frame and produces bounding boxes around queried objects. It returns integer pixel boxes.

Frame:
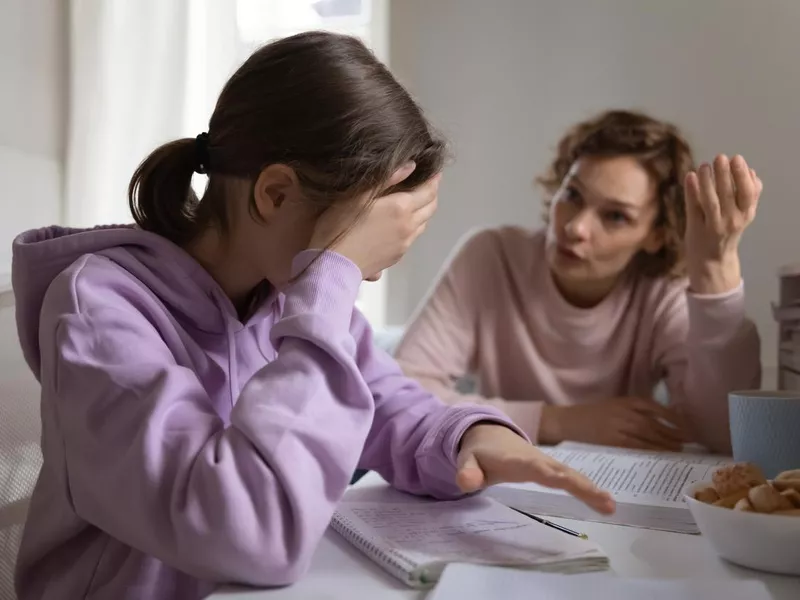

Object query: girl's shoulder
[43,251,153,318]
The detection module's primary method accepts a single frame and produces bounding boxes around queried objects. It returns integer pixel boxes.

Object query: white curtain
[65,0,240,227]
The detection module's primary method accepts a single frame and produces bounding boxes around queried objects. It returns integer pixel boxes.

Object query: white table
[210,473,800,600]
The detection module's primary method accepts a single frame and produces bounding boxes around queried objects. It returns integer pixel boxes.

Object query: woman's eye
[604,210,629,225]
[563,187,582,204]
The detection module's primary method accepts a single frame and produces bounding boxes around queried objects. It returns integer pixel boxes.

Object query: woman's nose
[564,210,592,241]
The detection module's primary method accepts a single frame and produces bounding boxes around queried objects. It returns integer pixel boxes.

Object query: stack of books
[774,264,800,390]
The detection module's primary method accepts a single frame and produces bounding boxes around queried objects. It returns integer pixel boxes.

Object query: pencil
[511,507,589,540]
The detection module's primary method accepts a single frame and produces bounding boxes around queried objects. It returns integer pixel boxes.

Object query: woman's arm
[394,230,546,439]
[660,154,764,453]
[653,281,761,453]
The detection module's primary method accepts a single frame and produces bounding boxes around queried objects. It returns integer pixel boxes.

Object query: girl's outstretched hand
[456,424,616,515]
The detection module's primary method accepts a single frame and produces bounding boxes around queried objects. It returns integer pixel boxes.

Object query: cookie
[779,488,800,508]
[748,483,794,513]
[772,478,800,493]
[693,484,720,504]
[775,469,800,481]
[733,497,754,512]
[713,488,750,509]
[712,463,767,497]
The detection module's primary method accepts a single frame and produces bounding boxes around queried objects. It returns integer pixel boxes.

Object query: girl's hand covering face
[309,163,441,279]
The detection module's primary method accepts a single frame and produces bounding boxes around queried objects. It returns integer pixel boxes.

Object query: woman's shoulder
[629,273,690,322]
[431,226,545,305]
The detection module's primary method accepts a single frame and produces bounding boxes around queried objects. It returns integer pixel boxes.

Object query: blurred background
[2,0,799,384]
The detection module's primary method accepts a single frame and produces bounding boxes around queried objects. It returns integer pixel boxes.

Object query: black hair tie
[194,132,210,174]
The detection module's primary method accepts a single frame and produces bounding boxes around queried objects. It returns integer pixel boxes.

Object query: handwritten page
[337,494,603,566]
[429,564,771,600]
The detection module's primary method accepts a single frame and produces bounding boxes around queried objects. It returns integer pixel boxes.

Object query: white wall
[388,0,800,375]
[0,0,66,279]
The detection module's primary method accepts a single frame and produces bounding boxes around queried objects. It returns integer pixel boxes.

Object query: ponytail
[128,138,199,246]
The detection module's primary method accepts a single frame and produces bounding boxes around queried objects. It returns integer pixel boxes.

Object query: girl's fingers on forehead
[421,173,442,196]
[414,195,438,222]
[387,162,417,187]
[410,185,438,210]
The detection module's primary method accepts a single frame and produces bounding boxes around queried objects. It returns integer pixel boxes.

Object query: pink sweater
[395,227,762,453]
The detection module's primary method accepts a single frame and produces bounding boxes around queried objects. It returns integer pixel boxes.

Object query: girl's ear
[253,164,301,221]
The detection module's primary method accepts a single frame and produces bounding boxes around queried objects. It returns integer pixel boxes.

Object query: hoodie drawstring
[210,289,240,409]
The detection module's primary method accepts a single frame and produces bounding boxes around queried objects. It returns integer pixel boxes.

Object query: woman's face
[545,155,663,302]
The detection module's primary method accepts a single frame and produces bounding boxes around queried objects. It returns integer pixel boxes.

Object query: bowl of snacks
[684,463,800,575]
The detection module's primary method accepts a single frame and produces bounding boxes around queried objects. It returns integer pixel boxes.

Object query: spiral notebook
[330,486,609,589]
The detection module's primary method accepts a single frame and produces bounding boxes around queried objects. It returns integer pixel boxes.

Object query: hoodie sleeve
[40,251,518,588]
[652,281,761,454]
[350,311,523,497]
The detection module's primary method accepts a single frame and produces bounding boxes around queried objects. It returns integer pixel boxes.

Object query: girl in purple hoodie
[12,32,613,600]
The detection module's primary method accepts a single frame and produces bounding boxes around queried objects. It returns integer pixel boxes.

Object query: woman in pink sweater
[395,110,762,454]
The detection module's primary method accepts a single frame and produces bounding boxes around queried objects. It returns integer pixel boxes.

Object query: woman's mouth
[557,246,583,261]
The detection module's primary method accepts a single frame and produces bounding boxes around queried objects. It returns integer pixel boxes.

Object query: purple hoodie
[12,226,518,600]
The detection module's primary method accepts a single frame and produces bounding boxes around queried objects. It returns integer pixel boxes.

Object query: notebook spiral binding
[331,512,422,585]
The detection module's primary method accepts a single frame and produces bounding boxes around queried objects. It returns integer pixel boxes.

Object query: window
[236,0,381,52]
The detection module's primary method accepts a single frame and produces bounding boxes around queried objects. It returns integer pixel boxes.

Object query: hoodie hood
[12,225,252,380]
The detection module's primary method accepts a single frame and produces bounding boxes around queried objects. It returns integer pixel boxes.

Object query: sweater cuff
[686,280,747,345]
[279,250,363,331]
[437,405,530,469]
[502,401,546,445]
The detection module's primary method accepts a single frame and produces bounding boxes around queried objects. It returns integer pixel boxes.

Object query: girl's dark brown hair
[537,109,695,278]
[129,31,446,246]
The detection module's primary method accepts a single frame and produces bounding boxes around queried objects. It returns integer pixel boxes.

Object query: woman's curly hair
[537,109,695,278]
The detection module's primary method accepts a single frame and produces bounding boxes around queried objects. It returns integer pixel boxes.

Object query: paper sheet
[428,564,771,600]
[488,445,730,532]
[535,445,727,508]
